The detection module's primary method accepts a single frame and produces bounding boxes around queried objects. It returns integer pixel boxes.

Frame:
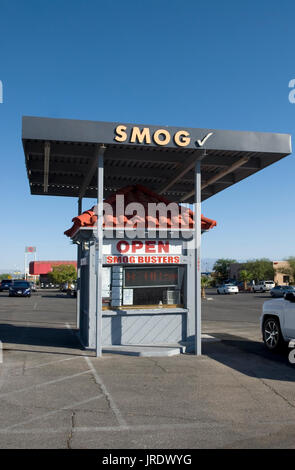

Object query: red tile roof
[64,184,217,238]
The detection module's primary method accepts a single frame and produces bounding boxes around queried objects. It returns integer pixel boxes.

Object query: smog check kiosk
[64,185,216,350]
[22,116,292,355]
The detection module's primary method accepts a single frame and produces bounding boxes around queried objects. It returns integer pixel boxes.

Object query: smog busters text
[106,240,180,264]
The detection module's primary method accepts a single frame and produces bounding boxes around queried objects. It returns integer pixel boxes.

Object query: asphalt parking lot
[0,289,294,449]
[203,287,269,340]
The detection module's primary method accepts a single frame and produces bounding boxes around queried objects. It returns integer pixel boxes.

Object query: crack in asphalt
[255,376,295,409]
[146,358,168,373]
[84,357,127,428]
[67,411,75,449]
[213,345,295,409]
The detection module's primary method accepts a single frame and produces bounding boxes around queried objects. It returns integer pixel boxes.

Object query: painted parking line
[84,356,127,428]
[0,421,228,434]
[2,395,104,431]
[67,322,127,427]
[25,356,79,370]
[0,369,92,398]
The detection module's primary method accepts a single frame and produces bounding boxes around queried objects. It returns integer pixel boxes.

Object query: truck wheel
[263,317,284,351]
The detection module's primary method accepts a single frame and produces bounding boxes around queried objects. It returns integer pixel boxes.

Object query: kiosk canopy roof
[22,116,292,204]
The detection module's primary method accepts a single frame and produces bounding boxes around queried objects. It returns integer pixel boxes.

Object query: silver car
[270,285,295,298]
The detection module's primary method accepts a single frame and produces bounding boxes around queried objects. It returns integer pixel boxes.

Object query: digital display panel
[124,267,179,288]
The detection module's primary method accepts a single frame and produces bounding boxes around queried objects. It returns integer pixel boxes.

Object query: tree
[239,269,252,290]
[201,276,212,299]
[213,258,237,283]
[243,258,274,282]
[0,273,12,281]
[49,264,77,285]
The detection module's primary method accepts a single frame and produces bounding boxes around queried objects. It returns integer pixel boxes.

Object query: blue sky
[0,0,294,271]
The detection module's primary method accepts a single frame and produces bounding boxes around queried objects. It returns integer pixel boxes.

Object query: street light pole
[24,252,27,280]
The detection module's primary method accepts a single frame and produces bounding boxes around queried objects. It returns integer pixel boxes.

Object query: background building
[273,261,293,285]
[29,260,77,285]
[228,263,243,281]
[229,260,293,285]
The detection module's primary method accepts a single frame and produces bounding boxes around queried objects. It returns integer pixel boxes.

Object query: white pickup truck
[253,280,275,293]
[261,292,295,350]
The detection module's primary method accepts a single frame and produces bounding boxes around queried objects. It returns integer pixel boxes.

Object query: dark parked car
[9,280,31,297]
[0,279,13,292]
[237,281,253,292]
[270,285,295,298]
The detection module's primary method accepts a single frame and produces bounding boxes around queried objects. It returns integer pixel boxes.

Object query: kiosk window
[120,266,185,306]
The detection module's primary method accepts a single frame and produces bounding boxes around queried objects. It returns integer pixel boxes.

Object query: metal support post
[95,145,106,357]
[76,198,82,329]
[194,159,202,355]
[78,198,82,216]
[34,252,37,283]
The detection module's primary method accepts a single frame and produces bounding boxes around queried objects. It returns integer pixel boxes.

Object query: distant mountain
[201,258,246,272]
[201,258,217,272]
